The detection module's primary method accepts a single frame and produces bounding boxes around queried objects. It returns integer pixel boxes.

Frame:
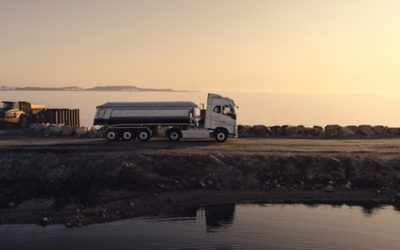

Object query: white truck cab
[204,93,237,136]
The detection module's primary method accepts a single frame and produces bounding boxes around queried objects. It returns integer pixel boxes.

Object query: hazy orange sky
[1,0,400,92]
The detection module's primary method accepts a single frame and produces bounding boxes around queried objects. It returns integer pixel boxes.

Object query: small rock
[41,217,49,226]
[322,184,335,192]
[394,193,400,202]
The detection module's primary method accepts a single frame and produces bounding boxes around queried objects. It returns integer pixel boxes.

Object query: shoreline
[1,191,396,227]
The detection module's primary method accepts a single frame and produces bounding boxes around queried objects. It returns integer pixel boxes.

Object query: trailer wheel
[105,129,118,141]
[214,129,228,143]
[121,130,134,141]
[167,128,182,142]
[138,129,151,142]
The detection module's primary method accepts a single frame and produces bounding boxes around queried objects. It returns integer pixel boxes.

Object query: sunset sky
[1,0,400,92]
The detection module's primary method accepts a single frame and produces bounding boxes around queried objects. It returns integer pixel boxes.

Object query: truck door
[211,105,222,125]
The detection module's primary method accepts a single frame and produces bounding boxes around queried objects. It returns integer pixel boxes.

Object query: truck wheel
[167,128,181,142]
[214,129,228,143]
[105,129,118,141]
[138,129,151,142]
[19,115,28,128]
[121,130,134,141]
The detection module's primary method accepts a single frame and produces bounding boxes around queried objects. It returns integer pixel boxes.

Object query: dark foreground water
[1,204,400,250]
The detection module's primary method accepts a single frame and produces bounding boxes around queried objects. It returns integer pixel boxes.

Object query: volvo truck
[93,93,238,142]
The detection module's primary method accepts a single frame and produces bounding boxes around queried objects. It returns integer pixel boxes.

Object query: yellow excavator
[0,101,46,128]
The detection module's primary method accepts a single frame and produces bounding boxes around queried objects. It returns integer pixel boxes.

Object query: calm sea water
[1,204,400,250]
[1,91,400,127]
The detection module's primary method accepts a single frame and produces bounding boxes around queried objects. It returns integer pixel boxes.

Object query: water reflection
[202,204,235,232]
[2,203,400,250]
[165,202,391,232]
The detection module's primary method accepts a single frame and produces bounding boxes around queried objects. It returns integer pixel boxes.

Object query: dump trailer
[94,93,238,142]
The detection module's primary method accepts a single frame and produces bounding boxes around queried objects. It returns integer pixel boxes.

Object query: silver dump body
[93,102,198,126]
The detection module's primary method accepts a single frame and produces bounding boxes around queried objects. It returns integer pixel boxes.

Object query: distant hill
[13,86,84,91]
[84,85,174,92]
[0,85,189,92]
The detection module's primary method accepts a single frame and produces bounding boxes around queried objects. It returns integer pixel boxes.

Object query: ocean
[0,90,399,127]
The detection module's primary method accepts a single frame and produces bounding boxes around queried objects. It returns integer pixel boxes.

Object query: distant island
[0,85,193,92]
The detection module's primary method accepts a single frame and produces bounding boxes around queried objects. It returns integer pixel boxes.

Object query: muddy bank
[1,145,400,226]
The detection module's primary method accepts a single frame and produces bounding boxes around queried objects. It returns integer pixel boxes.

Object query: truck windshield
[222,105,236,119]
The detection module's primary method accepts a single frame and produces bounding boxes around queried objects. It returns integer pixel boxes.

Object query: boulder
[285,125,306,137]
[156,127,169,137]
[312,126,323,136]
[372,126,387,137]
[49,126,62,137]
[387,128,400,137]
[28,123,47,136]
[238,125,252,137]
[74,127,88,138]
[304,126,323,137]
[358,125,376,137]
[270,126,284,136]
[61,127,75,137]
[338,126,356,138]
[324,125,342,137]
[250,125,271,137]
[87,127,102,138]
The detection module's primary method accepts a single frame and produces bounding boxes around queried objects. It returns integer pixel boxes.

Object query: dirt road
[2,134,400,158]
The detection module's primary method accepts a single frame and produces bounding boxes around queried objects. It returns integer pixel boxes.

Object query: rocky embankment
[1,144,400,226]
[239,124,400,138]
[12,123,400,139]
[25,123,102,138]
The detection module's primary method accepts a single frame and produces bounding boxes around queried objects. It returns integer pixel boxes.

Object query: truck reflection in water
[167,202,391,232]
[202,204,235,232]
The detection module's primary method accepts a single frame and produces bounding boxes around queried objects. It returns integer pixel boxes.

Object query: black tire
[214,129,228,143]
[121,130,134,141]
[19,115,28,129]
[167,128,182,142]
[138,129,151,142]
[105,129,119,141]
